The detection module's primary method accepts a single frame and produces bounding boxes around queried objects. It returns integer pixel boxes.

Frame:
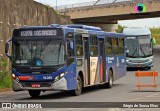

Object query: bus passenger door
[98,38,106,83]
[83,36,90,85]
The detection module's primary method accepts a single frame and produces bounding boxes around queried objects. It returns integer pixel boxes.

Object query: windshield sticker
[36,61,43,66]
[16,60,28,64]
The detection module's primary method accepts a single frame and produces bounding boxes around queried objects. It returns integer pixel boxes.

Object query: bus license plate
[137,65,141,67]
[32,84,41,88]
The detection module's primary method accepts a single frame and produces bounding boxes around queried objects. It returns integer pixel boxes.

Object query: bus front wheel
[146,67,151,69]
[106,70,113,88]
[71,75,82,96]
[28,90,41,98]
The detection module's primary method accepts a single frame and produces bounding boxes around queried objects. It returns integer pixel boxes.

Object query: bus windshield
[126,37,138,57]
[13,39,65,66]
[126,36,153,57]
[138,36,153,57]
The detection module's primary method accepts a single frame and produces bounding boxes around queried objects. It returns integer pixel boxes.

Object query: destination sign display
[20,30,57,37]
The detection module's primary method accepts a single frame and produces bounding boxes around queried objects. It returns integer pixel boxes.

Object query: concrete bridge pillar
[89,24,118,32]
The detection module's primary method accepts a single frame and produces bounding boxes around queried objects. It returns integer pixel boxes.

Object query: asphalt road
[0,46,160,110]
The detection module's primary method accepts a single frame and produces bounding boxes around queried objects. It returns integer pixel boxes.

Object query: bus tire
[146,67,151,69]
[71,75,82,96]
[106,70,113,88]
[28,90,41,98]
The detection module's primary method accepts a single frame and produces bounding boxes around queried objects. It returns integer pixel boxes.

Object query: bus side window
[66,33,74,66]
[119,38,124,55]
[112,38,119,55]
[106,37,112,56]
[67,39,74,57]
[75,34,83,57]
[90,35,98,57]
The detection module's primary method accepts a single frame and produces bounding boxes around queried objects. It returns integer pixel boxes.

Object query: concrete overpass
[56,0,160,32]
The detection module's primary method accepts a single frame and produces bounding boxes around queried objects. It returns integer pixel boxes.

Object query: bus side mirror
[125,46,129,53]
[151,37,156,46]
[5,39,12,59]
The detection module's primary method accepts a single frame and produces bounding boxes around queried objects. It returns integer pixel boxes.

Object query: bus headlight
[126,59,130,62]
[54,73,65,82]
[12,74,15,79]
[60,73,65,78]
[12,74,19,82]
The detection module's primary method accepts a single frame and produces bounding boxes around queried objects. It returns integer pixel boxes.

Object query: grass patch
[0,58,12,89]
[0,74,12,89]
[150,28,160,45]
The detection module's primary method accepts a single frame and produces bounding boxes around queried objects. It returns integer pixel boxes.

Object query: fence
[54,0,134,11]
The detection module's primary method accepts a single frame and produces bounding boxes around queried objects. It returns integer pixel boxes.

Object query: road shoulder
[0,88,12,94]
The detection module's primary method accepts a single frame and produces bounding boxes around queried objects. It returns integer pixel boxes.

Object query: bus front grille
[21,82,52,87]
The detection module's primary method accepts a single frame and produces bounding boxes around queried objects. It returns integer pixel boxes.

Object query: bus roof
[18,24,102,31]
[17,26,55,30]
[14,24,124,37]
[123,27,151,36]
[60,24,102,31]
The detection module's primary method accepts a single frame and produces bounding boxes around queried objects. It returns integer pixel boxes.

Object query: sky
[34,0,160,28]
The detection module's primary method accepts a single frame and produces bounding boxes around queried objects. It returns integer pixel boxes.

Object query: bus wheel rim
[76,78,81,93]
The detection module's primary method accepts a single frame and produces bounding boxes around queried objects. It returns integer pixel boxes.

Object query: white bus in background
[123,27,153,69]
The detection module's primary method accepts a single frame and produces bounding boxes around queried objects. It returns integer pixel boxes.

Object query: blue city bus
[5,24,126,98]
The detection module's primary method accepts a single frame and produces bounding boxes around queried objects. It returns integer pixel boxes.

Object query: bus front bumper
[126,60,153,68]
[12,77,67,91]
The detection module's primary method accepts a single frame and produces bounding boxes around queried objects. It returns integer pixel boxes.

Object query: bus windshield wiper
[57,40,63,64]
[140,46,146,56]
[132,47,137,57]
[40,38,51,52]
[24,39,32,52]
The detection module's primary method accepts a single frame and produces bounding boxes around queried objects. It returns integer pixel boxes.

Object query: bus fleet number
[43,76,53,80]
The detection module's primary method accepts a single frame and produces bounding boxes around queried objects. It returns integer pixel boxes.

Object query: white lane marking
[146,93,160,97]
[110,108,121,111]
[123,92,160,102]
[122,96,147,102]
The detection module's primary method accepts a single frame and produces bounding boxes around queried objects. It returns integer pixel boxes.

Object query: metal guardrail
[53,0,133,11]
[53,0,157,12]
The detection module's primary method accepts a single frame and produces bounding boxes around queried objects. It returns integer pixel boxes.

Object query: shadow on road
[127,67,152,72]
[16,84,125,100]
[17,91,72,100]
